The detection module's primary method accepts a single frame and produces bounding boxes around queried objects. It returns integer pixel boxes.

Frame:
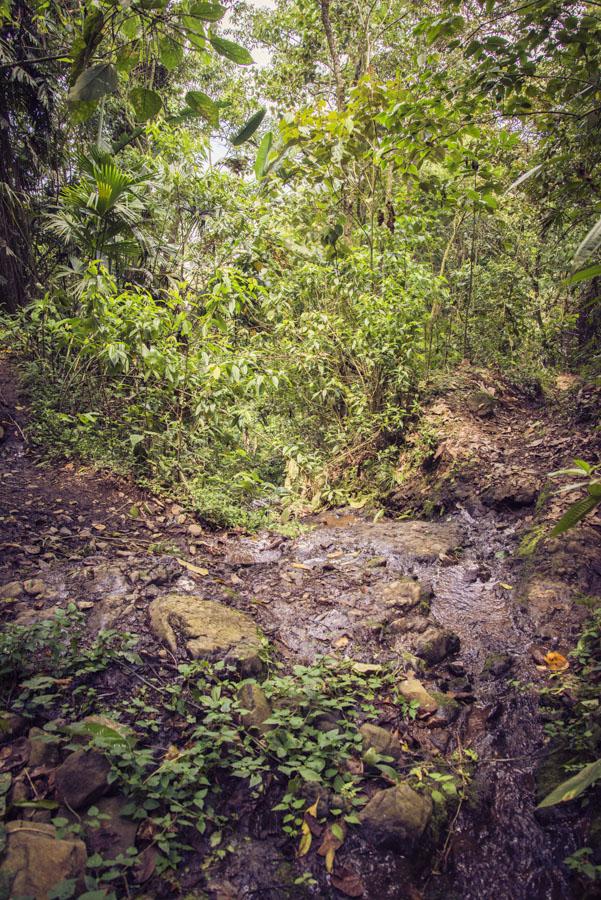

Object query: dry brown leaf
[331,864,365,897]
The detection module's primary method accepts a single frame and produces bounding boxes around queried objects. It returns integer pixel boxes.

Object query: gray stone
[149,593,263,674]
[27,728,59,768]
[23,578,46,597]
[55,750,110,810]
[358,783,432,846]
[0,711,25,744]
[482,653,514,677]
[414,627,460,665]
[237,682,272,733]
[86,795,137,859]
[360,723,402,760]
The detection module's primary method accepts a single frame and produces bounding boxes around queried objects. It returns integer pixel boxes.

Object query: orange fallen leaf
[544,651,569,672]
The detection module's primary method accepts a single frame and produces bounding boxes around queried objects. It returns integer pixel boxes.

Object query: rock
[398,676,438,715]
[0,820,86,898]
[522,579,567,627]
[86,796,137,859]
[237,682,272,733]
[23,578,46,597]
[27,728,59,768]
[358,783,432,846]
[414,627,460,665]
[188,523,203,537]
[88,593,136,631]
[388,613,430,635]
[482,652,514,677]
[466,389,496,418]
[0,581,22,599]
[0,711,25,743]
[55,750,110,810]
[149,594,263,674]
[360,724,402,760]
[380,578,431,613]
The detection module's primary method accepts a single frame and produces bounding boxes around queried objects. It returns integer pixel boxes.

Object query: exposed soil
[1,354,600,899]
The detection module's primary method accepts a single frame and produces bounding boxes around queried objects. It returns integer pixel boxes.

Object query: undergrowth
[0,610,471,896]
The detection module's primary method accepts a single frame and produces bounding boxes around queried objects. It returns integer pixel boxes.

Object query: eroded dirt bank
[1,358,600,899]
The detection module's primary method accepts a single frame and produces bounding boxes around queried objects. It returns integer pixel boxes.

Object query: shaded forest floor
[0,352,600,899]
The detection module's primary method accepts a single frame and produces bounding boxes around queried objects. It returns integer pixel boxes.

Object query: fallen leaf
[291,562,310,570]
[333,635,349,649]
[177,558,209,576]
[351,662,382,674]
[544,651,569,672]
[498,583,513,590]
[132,846,157,883]
[331,864,365,897]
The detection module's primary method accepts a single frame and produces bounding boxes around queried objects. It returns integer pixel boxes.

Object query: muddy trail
[1,357,600,900]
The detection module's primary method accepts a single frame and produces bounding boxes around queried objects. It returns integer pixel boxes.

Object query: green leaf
[185,90,219,125]
[159,35,184,70]
[505,163,543,194]
[231,109,266,146]
[255,131,273,179]
[551,494,599,536]
[537,758,601,808]
[190,1,226,21]
[564,263,601,287]
[69,63,118,102]
[574,215,601,268]
[209,36,253,65]
[129,87,162,123]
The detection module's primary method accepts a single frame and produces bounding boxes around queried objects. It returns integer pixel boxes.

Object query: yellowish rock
[0,821,86,898]
[149,593,263,674]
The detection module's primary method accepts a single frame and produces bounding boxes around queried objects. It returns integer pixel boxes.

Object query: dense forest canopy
[0,0,598,527]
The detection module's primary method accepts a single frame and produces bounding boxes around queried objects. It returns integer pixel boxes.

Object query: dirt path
[1,355,600,899]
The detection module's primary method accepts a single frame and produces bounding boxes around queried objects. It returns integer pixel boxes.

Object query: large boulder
[0,821,86,898]
[149,594,263,674]
[54,750,110,810]
[358,783,432,846]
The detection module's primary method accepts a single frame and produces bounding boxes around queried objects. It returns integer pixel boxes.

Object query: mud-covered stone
[27,727,59,768]
[358,783,432,846]
[0,711,25,744]
[149,593,263,674]
[380,577,431,612]
[0,820,87,898]
[86,795,137,859]
[482,652,514,677]
[237,681,272,733]
[466,389,496,418]
[0,581,22,599]
[398,676,438,715]
[23,578,46,596]
[414,626,460,665]
[55,750,110,810]
[360,723,403,760]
